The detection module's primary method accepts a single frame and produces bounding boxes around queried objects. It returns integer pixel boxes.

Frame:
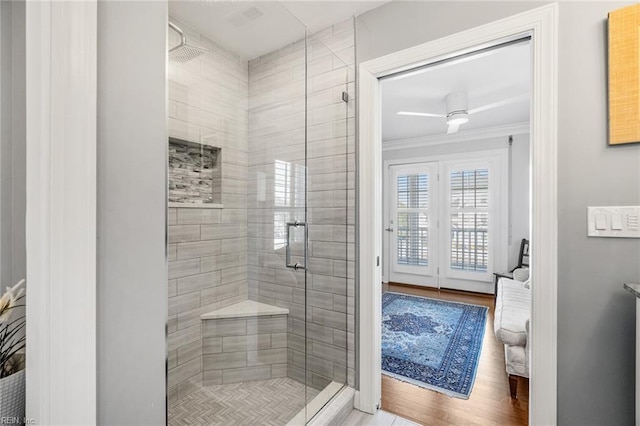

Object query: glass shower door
[303,19,355,420]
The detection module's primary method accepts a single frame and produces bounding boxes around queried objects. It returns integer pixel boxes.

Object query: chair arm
[513,267,530,282]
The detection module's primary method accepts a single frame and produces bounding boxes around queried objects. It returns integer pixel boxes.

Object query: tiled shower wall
[167,19,249,401]
[247,19,356,389]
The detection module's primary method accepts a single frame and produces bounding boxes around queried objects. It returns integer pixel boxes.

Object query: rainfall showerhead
[169,21,208,63]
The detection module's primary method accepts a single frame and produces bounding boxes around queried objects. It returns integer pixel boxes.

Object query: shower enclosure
[166,4,355,424]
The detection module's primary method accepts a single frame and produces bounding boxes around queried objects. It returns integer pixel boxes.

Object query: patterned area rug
[382,292,488,399]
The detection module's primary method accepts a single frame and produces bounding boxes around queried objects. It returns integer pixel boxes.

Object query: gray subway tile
[271,364,288,378]
[247,316,288,334]
[200,282,240,306]
[222,334,271,352]
[247,348,287,366]
[177,240,221,260]
[168,357,200,388]
[203,370,222,386]
[203,337,223,354]
[177,340,202,364]
[169,225,201,244]
[271,333,287,349]
[177,272,221,295]
[201,224,239,240]
[201,253,240,273]
[169,258,200,279]
[177,208,221,224]
[222,366,271,384]
[203,318,247,338]
[169,292,200,316]
[311,307,347,331]
[203,351,247,370]
[168,324,201,352]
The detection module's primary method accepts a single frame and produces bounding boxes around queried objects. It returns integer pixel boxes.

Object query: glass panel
[304,17,354,421]
[450,169,489,208]
[449,167,490,273]
[397,174,429,209]
[450,212,489,272]
[396,173,430,267]
[397,212,429,266]
[166,4,310,425]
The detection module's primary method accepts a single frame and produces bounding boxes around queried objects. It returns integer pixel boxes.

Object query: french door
[388,163,439,287]
[386,155,506,293]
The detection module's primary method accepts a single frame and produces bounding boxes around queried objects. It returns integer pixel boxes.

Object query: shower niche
[168,137,222,208]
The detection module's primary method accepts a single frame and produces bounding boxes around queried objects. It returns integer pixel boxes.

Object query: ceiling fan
[397,91,528,134]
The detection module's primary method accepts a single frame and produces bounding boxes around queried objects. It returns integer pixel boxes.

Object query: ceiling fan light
[446,111,469,126]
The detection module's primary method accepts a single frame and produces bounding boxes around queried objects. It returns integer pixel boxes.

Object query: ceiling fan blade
[397,111,446,118]
[468,94,529,114]
[447,123,460,134]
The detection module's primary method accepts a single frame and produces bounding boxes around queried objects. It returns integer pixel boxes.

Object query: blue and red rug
[381,292,488,399]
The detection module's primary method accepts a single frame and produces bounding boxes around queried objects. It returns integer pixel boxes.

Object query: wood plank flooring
[381,284,529,426]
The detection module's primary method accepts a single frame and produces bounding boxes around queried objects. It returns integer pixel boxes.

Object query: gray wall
[557,3,639,425]
[358,1,640,424]
[0,0,26,290]
[97,2,167,424]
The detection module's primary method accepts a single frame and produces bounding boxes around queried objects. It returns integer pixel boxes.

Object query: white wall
[97,2,167,424]
[509,133,530,267]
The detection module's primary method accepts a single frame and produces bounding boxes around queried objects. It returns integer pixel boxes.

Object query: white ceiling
[381,41,532,141]
[168,1,388,60]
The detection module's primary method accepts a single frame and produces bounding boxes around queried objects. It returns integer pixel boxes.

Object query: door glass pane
[397,212,429,266]
[450,169,489,208]
[396,173,429,267]
[450,212,489,272]
[397,173,429,208]
[449,168,489,273]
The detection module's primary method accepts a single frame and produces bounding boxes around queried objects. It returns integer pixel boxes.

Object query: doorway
[356,5,558,425]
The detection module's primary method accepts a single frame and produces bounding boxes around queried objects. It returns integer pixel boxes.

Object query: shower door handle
[285,221,307,271]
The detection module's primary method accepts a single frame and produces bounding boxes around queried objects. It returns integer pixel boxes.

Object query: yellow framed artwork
[609,4,640,145]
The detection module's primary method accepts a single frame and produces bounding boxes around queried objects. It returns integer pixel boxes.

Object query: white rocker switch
[588,206,640,238]
[611,214,623,230]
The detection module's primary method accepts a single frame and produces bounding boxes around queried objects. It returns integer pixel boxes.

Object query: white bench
[494,274,530,398]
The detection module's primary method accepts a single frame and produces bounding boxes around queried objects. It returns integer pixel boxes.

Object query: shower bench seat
[200,300,289,386]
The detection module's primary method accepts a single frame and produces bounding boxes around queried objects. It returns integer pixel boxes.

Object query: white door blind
[449,168,489,273]
[396,173,429,267]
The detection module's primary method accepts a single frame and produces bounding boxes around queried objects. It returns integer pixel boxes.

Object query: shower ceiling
[168,0,388,60]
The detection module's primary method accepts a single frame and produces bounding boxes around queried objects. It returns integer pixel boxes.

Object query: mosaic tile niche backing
[169,138,222,205]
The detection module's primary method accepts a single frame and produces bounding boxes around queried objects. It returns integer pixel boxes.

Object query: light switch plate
[588,206,640,238]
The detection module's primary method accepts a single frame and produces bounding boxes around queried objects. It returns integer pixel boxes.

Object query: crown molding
[382,121,530,152]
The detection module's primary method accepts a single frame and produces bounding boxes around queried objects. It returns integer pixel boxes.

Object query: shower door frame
[357,4,558,425]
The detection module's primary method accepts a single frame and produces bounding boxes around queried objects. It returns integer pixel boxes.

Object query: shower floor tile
[169,377,320,426]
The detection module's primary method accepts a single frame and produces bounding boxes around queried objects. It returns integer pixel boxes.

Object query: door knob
[385,228,394,232]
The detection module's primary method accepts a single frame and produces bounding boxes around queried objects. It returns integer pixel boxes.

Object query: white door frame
[356,4,558,425]
[25,1,97,424]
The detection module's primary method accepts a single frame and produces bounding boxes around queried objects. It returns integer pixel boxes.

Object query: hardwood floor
[381,284,529,426]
